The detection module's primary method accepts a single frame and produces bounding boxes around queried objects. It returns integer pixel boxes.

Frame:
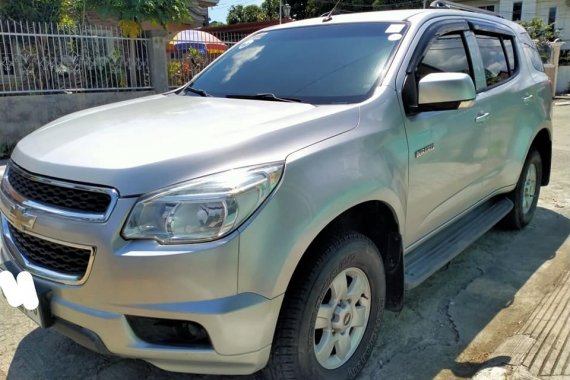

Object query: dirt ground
[0,105,569,380]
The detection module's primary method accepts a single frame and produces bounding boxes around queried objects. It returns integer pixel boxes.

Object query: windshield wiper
[226,93,302,103]
[185,86,210,97]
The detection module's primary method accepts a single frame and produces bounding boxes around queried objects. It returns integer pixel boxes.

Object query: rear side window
[475,34,510,87]
[416,33,472,80]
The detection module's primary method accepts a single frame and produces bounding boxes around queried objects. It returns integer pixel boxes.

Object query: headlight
[122,163,283,244]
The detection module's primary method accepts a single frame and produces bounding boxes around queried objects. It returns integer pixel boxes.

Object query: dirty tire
[502,149,542,230]
[262,231,385,380]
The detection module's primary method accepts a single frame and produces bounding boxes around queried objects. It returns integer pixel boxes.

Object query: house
[453,0,569,50]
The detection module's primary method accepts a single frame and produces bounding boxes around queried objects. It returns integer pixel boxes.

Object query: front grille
[7,223,92,277]
[7,166,112,214]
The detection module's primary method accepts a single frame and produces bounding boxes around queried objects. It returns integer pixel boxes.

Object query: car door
[465,22,549,195]
[400,21,490,247]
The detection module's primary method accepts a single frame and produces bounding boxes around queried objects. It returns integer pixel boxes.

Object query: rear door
[465,20,549,194]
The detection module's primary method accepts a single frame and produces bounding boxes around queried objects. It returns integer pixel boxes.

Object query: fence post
[145,29,169,93]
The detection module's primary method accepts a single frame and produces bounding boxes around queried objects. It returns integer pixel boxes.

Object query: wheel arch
[285,200,404,313]
[530,128,552,185]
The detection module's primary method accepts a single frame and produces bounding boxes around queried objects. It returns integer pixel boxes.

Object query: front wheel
[501,149,542,229]
[263,232,385,380]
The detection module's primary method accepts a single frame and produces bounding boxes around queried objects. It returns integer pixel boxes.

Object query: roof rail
[429,0,503,18]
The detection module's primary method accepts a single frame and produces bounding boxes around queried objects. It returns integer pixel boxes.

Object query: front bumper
[0,192,282,374]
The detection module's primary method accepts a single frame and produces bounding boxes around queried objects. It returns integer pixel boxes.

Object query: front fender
[237,93,408,299]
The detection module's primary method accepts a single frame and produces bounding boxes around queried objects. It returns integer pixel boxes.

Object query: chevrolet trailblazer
[0,2,552,379]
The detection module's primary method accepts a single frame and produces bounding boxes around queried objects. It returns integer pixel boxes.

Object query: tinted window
[417,33,472,80]
[503,38,517,72]
[476,34,510,87]
[188,23,407,104]
[520,32,544,72]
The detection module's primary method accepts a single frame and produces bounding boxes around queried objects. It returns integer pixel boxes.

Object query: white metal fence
[166,31,248,88]
[0,20,152,95]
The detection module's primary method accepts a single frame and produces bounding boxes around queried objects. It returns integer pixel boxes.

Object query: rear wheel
[502,149,542,229]
[263,232,385,380]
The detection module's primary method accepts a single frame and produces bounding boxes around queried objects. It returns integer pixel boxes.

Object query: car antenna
[322,0,342,22]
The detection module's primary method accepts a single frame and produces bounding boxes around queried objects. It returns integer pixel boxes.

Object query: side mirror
[418,73,476,108]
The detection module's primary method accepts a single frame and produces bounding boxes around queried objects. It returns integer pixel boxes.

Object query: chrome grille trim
[2,163,119,222]
[1,215,95,285]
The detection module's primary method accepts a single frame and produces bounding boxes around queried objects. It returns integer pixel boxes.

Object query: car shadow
[7,207,570,380]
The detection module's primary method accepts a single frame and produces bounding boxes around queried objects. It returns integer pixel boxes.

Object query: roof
[260,8,523,33]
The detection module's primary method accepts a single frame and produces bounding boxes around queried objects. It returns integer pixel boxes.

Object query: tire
[501,149,542,230]
[263,231,385,380]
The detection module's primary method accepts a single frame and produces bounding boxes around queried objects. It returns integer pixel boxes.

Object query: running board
[404,197,513,290]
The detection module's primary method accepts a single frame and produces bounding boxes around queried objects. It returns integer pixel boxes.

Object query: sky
[208,0,264,23]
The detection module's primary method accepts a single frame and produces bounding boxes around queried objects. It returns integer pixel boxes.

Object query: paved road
[1,105,569,380]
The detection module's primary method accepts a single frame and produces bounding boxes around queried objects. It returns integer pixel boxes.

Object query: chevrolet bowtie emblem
[8,204,37,231]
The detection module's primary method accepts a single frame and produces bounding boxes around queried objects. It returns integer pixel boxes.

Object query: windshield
[186,22,407,104]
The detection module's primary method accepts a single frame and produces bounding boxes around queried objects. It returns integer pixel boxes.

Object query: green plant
[520,17,561,63]
[520,17,560,41]
[0,141,16,159]
[168,48,207,86]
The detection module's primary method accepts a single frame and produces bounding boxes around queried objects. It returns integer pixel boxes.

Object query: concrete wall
[557,65,570,94]
[0,90,156,148]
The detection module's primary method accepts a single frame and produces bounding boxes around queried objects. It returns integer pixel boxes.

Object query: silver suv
[0,3,552,379]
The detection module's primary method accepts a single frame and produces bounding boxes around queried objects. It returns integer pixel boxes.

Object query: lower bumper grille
[6,222,92,278]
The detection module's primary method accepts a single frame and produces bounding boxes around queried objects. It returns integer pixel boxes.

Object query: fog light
[126,316,211,347]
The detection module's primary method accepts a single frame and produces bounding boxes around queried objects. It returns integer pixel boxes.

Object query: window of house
[475,34,511,87]
[479,5,495,12]
[548,7,556,25]
[416,33,472,81]
[512,2,522,21]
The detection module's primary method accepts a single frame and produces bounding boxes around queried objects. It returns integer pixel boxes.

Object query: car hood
[12,94,360,195]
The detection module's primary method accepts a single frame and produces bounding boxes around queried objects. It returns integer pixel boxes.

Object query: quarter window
[479,5,495,11]
[475,34,510,87]
[502,38,517,73]
[520,32,544,72]
[416,33,472,81]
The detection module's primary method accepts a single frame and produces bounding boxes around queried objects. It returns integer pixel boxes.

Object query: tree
[89,0,191,29]
[208,20,226,26]
[0,0,193,35]
[0,0,62,23]
[226,4,266,24]
[227,5,245,24]
[260,0,280,20]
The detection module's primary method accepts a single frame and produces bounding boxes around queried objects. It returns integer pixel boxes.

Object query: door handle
[522,94,534,104]
[475,112,490,124]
